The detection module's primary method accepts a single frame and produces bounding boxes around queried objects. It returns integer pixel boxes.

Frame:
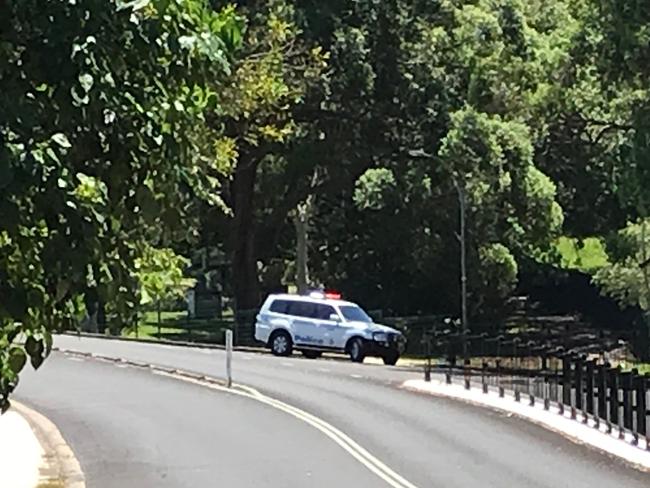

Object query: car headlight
[373,332,388,342]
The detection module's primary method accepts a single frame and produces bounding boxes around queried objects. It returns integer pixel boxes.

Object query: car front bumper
[367,335,406,356]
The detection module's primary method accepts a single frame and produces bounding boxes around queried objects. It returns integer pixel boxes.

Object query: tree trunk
[295,200,311,294]
[231,161,260,311]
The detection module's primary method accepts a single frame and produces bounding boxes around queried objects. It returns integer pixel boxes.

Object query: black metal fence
[423,333,650,448]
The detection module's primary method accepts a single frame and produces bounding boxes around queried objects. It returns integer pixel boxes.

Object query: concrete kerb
[11,401,85,488]
[402,378,650,473]
[60,331,265,353]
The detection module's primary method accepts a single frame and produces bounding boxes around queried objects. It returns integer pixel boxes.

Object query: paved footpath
[0,399,85,488]
[0,407,44,488]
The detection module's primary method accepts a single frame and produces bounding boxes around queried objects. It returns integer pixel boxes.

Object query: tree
[206,0,327,310]
[298,0,569,315]
[0,0,242,411]
[135,246,196,336]
[595,220,650,310]
[594,219,650,359]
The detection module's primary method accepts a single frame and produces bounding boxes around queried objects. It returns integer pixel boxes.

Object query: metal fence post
[574,356,583,420]
[446,337,454,385]
[609,366,620,435]
[482,361,488,393]
[424,332,432,382]
[597,363,608,430]
[513,338,521,402]
[634,371,646,444]
[555,357,560,405]
[560,355,571,415]
[542,372,549,410]
[582,358,593,423]
[225,329,233,388]
[552,352,561,408]
[527,341,535,407]
[586,360,595,416]
[496,359,504,397]
[496,336,504,397]
[629,369,639,445]
[623,371,633,438]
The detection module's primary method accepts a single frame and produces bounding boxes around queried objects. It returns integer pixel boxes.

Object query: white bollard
[226,329,233,388]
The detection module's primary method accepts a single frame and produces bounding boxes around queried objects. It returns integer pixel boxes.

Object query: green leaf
[51,133,71,149]
[79,73,94,93]
[25,337,45,370]
[8,348,26,374]
[71,86,90,106]
[136,186,160,222]
[45,147,60,163]
[116,0,150,11]
[44,331,53,356]
[55,279,70,302]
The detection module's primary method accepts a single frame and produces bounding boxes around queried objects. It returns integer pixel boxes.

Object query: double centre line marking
[57,348,420,488]
[161,374,419,488]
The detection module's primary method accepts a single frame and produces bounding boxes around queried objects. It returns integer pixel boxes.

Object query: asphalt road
[15,336,650,488]
[15,352,381,487]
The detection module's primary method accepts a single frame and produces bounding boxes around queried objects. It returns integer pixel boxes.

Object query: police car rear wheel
[348,338,366,363]
[270,331,292,356]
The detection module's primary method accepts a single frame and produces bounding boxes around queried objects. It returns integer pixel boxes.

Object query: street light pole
[408,149,469,360]
[454,179,469,362]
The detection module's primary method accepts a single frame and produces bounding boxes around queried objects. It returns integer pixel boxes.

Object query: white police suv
[254,291,406,365]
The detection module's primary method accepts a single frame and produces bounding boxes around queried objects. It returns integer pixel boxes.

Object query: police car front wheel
[347,337,366,363]
[382,351,399,366]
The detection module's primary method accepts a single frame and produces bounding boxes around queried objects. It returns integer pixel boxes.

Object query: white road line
[65,357,85,362]
[57,348,419,488]
[350,374,363,379]
[281,362,294,367]
[159,372,419,488]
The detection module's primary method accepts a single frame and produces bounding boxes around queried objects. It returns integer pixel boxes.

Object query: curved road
[15,336,650,487]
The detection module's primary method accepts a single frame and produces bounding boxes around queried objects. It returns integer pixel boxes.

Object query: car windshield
[339,305,372,323]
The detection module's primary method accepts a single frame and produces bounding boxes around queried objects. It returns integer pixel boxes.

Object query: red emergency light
[324,291,342,300]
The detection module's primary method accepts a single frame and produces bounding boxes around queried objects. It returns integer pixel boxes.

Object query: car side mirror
[329,313,341,322]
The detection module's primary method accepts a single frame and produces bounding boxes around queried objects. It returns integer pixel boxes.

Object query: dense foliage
[2,0,650,408]
[0,0,242,411]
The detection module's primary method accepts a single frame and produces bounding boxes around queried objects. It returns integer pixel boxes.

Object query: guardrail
[423,333,650,448]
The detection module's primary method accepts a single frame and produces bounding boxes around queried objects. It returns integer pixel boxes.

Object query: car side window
[269,299,290,314]
[286,300,317,319]
[314,304,336,320]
